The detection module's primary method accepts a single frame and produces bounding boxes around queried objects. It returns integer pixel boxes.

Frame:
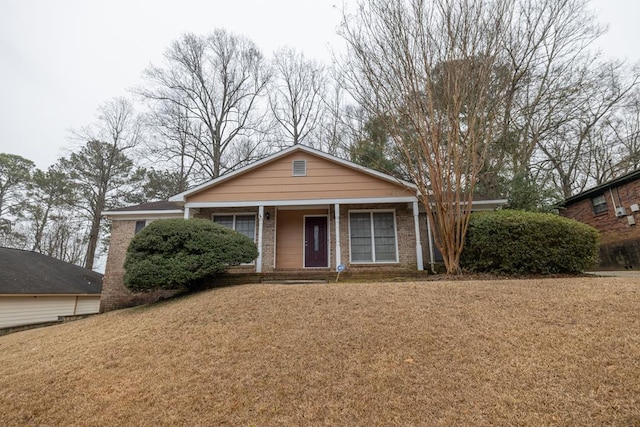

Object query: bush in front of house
[124,218,258,292]
[460,210,599,274]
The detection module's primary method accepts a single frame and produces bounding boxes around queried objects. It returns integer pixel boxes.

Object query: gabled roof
[0,247,103,295]
[169,144,416,203]
[561,169,640,206]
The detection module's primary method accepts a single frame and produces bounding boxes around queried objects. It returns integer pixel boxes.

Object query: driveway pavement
[587,271,640,278]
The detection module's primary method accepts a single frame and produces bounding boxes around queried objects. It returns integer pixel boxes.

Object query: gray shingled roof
[106,200,183,212]
[0,248,103,295]
[561,169,640,206]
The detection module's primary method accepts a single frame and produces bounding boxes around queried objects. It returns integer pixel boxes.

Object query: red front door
[304,216,328,268]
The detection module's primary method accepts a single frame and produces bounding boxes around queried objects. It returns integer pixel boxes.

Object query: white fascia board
[472,199,509,207]
[185,196,418,209]
[417,199,509,211]
[168,145,417,202]
[102,210,184,220]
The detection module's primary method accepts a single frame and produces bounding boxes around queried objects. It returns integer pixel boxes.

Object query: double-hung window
[591,194,607,215]
[212,214,256,241]
[349,211,398,263]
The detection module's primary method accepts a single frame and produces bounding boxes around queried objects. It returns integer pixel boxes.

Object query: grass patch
[1,278,639,425]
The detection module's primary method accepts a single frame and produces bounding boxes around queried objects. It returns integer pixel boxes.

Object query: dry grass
[1,278,640,426]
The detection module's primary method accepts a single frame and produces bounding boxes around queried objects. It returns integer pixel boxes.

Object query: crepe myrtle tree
[124,218,258,292]
[341,0,511,273]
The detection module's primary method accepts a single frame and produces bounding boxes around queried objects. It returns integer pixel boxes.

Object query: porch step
[261,279,328,285]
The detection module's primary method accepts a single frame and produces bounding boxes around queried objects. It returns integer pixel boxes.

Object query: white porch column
[334,203,341,268]
[256,205,264,273]
[184,206,190,219]
[413,201,424,271]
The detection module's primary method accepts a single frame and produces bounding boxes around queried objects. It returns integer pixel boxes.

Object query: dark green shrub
[124,218,258,292]
[461,210,599,274]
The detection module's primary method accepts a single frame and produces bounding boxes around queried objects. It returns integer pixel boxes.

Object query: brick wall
[561,179,640,269]
[100,220,179,312]
[101,203,424,311]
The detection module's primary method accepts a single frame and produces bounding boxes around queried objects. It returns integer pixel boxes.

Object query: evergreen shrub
[461,210,599,274]
[124,218,258,292]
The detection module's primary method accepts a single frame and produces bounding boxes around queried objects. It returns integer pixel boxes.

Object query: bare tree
[598,87,640,179]
[341,0,511,273]
[137,30,270,180]
[491,0,633,205]
[143,101,202,189]
[537,61,639,197]
[268,47,326,147]
[64,97,143,270]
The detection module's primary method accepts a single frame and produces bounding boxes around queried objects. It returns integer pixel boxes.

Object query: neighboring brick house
[560,169,640,270]
[101,145,506,312]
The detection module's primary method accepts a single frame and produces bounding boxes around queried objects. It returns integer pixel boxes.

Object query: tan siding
[276,211,304,269]
[0,296,100,328]
[74,296,101,315]
[188,152,414,203]
[275,209,328,269]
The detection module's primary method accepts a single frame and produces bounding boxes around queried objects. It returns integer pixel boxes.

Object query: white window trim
[591,194,607,214]
[212,213,258,267]
[211,212,258,242]
[348,209,399,264]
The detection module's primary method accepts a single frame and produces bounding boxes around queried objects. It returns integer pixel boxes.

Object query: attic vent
[292,160,306,176]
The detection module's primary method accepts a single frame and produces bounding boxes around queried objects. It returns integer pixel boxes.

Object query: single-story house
[0,247,103,332]
[101,145,506,312]
[560,169,640,269]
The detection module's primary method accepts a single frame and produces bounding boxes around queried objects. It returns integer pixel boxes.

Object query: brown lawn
[1,277,639,426]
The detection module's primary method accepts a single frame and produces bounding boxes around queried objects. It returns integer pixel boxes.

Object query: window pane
[373,212,397,261]
[350,213,372,262]
[213,215,234,229]
[134,220,146,234]
[591,195,607,214]
[235,215,256,241]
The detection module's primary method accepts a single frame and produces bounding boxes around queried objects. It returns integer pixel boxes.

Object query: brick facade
[561,172,640,269]
[100,220,180,312]
[101,203,426,311]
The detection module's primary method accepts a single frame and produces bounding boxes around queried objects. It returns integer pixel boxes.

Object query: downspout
[335,203,341,268]
[426,211,436,274]
[412,201,424,271]
[609,188,618,212]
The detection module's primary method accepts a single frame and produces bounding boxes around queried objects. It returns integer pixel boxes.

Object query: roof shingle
[0,248,103,295]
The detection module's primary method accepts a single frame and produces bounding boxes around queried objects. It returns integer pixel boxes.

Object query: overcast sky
[1,0,638,170]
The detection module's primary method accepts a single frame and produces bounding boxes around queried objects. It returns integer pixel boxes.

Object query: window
[349,211,398,263]
[213,214,256,241]
[134,220,146,234]
[292,160,306,176]
[592,194,607,214]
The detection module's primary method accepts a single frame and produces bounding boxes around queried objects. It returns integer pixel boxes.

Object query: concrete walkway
[587,271,640,278]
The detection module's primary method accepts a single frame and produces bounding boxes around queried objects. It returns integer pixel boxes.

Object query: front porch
[187,199,427,275]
